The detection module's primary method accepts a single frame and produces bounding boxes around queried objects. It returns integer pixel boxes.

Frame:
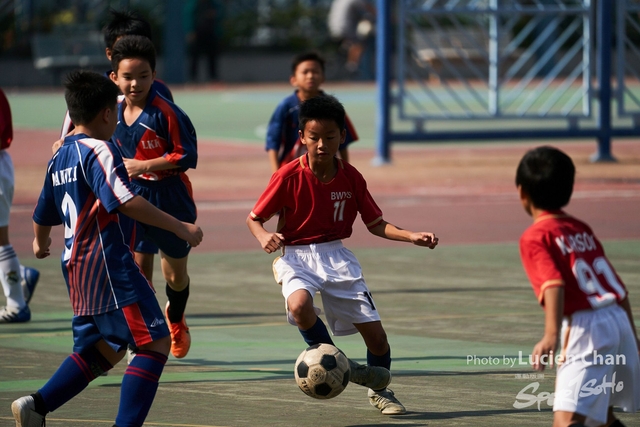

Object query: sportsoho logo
[513,371,625,410]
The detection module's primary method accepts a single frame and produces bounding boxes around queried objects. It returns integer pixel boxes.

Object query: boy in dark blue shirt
[265,52,359,173]
[110,35,198,359]
[11,70,202,427]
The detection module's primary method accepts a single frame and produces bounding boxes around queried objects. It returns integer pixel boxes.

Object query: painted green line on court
[0,416,229,427]
[0,369,289,393]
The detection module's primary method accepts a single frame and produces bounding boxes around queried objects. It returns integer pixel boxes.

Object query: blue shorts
[72,296,170,354]
[130,176,197,259]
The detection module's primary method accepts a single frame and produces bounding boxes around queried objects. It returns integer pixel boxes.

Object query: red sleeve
[519,233,564,306]
[343,113,359,144]
[249,172,287,223]
[153,97,197,169]
[0,89,13,150]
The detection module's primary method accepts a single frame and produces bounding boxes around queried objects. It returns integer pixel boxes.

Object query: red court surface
[7,128,640,256]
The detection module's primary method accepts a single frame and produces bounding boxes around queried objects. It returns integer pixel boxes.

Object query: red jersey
[519,211,628,316]
[250,155,384,245]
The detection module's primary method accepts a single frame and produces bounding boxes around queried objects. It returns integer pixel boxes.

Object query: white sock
[19,265,28,280]
[0,244,25,309]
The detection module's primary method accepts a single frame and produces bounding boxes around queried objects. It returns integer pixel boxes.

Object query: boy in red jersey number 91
[517,146,640,427]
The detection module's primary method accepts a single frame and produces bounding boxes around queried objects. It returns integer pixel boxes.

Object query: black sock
[367,348,391,370]
[166,282,189,323]
[609,420,625,427]
[298,317,334,347]
[31,392,48,416]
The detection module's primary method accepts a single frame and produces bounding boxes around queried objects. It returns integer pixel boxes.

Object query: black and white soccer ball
[294,343,351,399]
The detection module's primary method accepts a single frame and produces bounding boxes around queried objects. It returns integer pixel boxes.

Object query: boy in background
[11,70,202,427]
[265,52,359,173]
[59,8,173,142]
[247,95,439,415]
[0,87,39,323]
[110,35,198,359]
[517,146,640,427]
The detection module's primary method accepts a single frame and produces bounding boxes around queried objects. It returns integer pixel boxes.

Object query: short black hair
[299,95,345,133]
[515,146,575,210]
[291,51,325,75]
[111,35,156,73]
[64,70,119,125]
[103,9,153,49]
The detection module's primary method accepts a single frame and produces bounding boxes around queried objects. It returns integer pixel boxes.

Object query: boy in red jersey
[516,146,640,427]
[0,88,40,323]
[109,35,198,359]
[247,95,439,415]
[11,70,202,427]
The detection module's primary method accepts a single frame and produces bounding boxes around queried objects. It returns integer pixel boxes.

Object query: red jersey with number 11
[250,155,383,245]
[519,211,628,316]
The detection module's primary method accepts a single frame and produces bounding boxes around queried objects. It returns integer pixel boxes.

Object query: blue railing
[375,0,640,163]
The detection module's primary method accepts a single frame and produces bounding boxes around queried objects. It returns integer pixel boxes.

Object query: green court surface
[7,83,640,148]
[1,242,638,426]
[5,85,380,146]
[3,83,640,426]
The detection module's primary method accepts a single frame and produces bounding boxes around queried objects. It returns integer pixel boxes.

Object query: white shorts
[272,240,381,336]
[554,304,640,426]
[0,150,15,227]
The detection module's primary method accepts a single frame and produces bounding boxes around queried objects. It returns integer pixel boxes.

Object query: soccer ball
[294,343,350,399]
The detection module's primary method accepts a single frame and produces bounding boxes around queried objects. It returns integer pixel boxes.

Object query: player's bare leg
[287,289,318,330]
[354,321,389,356]
[134,251,155,283]
[160,253,191,358]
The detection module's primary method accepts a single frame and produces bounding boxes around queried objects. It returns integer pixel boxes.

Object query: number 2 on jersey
[62,192,78,261]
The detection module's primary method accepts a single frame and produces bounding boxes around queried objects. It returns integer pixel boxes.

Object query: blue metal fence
[375,0,640,163]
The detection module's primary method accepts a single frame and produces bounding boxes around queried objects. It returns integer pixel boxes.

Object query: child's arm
[619,296,640,353]
[246,216,284,254]
[117,195,203,247]
[123,157,179,178]
[531,285,564,371]
[52,115,75,154]
[368,220,438,249]
[32,223,52,259]
[266,102,288,173]
[268,149,280,174]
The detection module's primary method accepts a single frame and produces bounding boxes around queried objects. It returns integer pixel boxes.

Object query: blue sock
[367,348,391,370]
[38,348,113,412]
[298,317,334,347]
[115,350,167,427]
